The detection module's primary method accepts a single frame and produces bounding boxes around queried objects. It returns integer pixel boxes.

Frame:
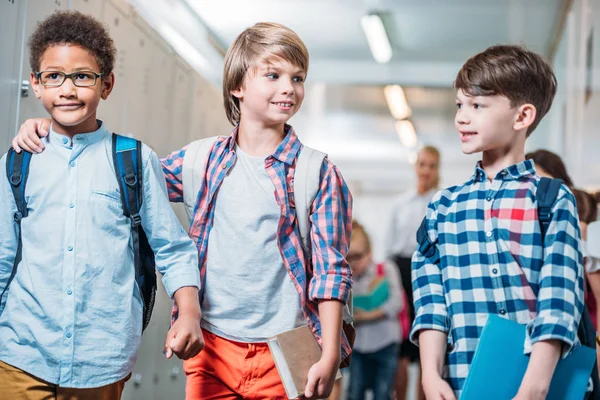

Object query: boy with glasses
[0,11,203,399]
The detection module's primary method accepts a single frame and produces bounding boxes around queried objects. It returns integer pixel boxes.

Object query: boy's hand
[422,373,457,400]
[164,315,204,360]
[303,355,339,399]
[13,118,51,153]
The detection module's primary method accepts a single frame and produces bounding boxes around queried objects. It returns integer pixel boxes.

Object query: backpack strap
[1,149,32,310]
[182,136,221,222]
[293,145,327,256]
[536,177,563,241]
[293,145,355,327]
[416,216,440,264]
[112,134,146,315]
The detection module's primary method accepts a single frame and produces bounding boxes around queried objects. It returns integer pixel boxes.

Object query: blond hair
[418,146,441,189]
[351,220,371,252]
[222,22,309,126]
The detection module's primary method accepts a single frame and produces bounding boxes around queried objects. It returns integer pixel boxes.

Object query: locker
[18,0,66,125]
[0,0,25,150]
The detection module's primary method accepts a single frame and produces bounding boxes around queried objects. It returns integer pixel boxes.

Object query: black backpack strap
[536,177,563,241]
[1,149,32,310]
[416,216,439,264]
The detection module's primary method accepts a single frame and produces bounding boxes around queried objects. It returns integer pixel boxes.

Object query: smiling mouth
[272,102,293,107]
[55,104,83,110]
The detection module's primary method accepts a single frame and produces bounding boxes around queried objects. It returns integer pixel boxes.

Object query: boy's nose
[280,80,295,95]
[455,111,470,125]
[59,78,77,96]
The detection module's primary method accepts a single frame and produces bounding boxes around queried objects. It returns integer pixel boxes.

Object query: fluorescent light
[361,14,392,64]
[396,120,418,148]
[384,85,412,120]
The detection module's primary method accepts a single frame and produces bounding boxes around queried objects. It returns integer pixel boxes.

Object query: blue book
[461,315,596,400]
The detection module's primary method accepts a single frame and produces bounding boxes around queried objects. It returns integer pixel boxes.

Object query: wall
[546,0,600,189]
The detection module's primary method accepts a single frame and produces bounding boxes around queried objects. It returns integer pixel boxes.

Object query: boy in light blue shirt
[0,11,203,399]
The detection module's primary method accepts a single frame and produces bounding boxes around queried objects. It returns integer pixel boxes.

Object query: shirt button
[67,289,72,295]
[486,231,493,238]
[67,245,73,251]
[69,161,75,168]
[492,268,498,274]
[486,197,492,202]
[69,203,75,208]
[66,331,72,338]
[62,137,68,144]
[499,309,506,315]
[221,163,227,169]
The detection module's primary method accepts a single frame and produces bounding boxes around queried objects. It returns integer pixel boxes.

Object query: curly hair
[28,10,116,76]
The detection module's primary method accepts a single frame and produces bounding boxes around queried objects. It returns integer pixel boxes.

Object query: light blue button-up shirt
[0,122,200,388]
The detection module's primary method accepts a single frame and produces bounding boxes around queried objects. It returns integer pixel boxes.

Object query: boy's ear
[231,86,243,100]
[100,72,115,100]
[513,103,537,131]
[30,72,42,100]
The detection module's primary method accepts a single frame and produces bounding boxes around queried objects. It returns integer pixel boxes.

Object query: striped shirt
[410,159,584,395]
[161,125,353,358]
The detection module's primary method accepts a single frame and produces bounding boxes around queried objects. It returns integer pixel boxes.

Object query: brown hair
[28,10,116,76]
[455,44,557,136]
[222,22,309,126]
[525,149,574,188]
[351,220,371,252]
[573,189,598,224]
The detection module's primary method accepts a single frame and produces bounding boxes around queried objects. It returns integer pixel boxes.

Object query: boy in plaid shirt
[411,45,584,400]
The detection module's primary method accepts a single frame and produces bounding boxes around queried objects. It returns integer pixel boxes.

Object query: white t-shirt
[201,146,305,342]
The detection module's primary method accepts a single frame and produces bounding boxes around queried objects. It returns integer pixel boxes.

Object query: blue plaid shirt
[410,160,584,395]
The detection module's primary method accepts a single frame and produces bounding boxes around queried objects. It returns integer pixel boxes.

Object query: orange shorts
[183,329,287,400]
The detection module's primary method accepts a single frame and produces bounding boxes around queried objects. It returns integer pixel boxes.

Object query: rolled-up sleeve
[308,160,353,304]
[141,148,200,297]
[410,200,450,346]
[526,188,584,355]
[160,146,188,203]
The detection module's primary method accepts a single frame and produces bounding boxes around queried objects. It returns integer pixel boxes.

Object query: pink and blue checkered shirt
[161,125,353,359]
[410,160,584,396]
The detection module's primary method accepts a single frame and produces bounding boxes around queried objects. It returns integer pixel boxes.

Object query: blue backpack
[2,134,157,331]
[416,177,599,399]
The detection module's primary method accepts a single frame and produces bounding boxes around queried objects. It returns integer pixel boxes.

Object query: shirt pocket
[89,188,128,232]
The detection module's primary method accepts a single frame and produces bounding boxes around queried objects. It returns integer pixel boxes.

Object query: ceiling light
[396,120,418,148]
[361,14,392,64]
[384,85,412,120]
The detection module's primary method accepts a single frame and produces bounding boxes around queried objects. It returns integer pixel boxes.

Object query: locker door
[69,0,104,17]
[18,0,67,124]
[0,0,25,150]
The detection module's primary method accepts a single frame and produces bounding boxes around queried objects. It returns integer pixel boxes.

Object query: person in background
[525,149,574,187]
[385,146,440,400]
[348,220,403,400]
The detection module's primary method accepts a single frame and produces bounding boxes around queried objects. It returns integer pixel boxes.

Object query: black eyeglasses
[35,70,104,87]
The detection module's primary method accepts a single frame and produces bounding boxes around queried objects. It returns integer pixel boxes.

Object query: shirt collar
[226,124,302,165]
[472,159,536,182]
[48,120,108,148]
